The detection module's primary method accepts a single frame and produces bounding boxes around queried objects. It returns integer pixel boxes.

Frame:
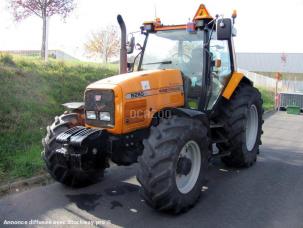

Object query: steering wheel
[191,72,219,87]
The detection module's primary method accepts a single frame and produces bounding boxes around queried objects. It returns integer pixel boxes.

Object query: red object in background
[275,72,281,110]
[275,94,281,110]
[275,72,282,81]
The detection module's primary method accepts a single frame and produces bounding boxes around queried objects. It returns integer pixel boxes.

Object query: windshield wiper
[142,60,172,65]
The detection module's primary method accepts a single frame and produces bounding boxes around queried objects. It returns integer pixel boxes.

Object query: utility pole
[275,72,282,110]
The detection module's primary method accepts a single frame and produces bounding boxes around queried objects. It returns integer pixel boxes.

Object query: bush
[257,87,275,111]
[0,53,15,66]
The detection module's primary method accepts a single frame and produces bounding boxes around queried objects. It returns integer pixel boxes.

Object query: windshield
[141,30,204,84]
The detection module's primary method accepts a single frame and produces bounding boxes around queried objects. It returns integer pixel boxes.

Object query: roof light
[155,17,161,26]
[232,9,237,24]
[232,10,237,19]
[186,22,196,33]
[144,23,153,31]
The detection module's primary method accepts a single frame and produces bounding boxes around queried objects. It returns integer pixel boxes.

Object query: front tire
[217,83,264,167]
[137,116,209,213]
[42,113,107,188]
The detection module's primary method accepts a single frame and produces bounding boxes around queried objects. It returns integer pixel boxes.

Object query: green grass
[0,53,118,184]
[258,87,275,111]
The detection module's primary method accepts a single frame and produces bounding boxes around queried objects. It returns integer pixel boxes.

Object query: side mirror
[215,59,222,68]
[127,36,135,54]
[127,62,134,72]
[216,18,232,40]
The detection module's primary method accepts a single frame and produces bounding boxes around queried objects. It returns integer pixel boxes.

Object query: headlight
[99,112,111,121]
[86,111,97,120]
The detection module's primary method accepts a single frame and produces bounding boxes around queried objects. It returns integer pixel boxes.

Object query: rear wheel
[137,116,209,213]
[217,83,264,167]
[42,113,107,188]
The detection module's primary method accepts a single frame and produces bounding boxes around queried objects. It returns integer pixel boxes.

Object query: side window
[207,40,232,110]
[210,40,232,81]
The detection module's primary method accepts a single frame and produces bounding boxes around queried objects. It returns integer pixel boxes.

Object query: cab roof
[143,4,213,32]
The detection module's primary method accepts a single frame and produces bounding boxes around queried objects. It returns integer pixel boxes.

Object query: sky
[1,0,303,61]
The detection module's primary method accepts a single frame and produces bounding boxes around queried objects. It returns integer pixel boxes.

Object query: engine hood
[84,68,185,134]
[86,69,183,93]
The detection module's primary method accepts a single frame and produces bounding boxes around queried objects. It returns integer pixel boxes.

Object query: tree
[84,26,120,63]
[10,0,76,61]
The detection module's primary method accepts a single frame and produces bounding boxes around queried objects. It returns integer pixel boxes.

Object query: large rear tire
[42,113,106,188]
[137,116,209,213]
[217,83,264,167]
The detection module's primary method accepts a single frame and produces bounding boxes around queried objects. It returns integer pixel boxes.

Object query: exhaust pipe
[117,14,127,74]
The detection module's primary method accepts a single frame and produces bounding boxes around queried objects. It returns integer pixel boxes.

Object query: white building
[236,53,303,73]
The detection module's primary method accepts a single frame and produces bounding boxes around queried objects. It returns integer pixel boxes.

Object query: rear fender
[222,73,253,100]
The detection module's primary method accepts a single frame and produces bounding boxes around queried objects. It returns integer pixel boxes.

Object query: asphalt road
[1,111,303,228]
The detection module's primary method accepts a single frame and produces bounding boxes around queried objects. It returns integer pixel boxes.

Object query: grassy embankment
[0,54,274,184]
[0,54,117,184]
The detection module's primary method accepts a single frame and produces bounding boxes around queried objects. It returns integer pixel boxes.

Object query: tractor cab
[127,4,237,111]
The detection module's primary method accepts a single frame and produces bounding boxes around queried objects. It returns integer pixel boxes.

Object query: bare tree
[9,0,76,61]
[84,26,120,63]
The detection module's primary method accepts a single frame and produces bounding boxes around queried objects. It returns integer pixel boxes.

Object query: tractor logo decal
[95,95,102,101]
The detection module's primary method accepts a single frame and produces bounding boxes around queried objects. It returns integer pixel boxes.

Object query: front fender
[62,102,84,112]
[170,108,209,127]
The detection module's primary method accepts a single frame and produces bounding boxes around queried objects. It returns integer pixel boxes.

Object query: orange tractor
[42,4,263,213]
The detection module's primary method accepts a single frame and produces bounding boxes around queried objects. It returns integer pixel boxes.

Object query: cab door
[207,39,232,110]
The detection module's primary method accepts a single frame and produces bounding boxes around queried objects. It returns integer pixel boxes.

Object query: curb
[0,173,53,197]
[263,109,277,120]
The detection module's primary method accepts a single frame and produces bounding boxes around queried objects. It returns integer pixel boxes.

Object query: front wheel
[137,116,209,213]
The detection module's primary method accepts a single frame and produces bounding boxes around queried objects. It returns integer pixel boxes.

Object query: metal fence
[240,70,276,91]
[279,92,303,109]
[239,69,303,93]
[0,50,78,61]
[281,80,303,93]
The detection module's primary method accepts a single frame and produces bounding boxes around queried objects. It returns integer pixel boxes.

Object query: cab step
[210,122,225,129]
[212,138,229,144]
[211,151,231,158]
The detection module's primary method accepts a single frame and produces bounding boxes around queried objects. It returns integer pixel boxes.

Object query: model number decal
[126,85,183,99]
[128,91,145,99]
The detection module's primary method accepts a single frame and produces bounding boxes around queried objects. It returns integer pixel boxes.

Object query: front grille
[84,89,115,128]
